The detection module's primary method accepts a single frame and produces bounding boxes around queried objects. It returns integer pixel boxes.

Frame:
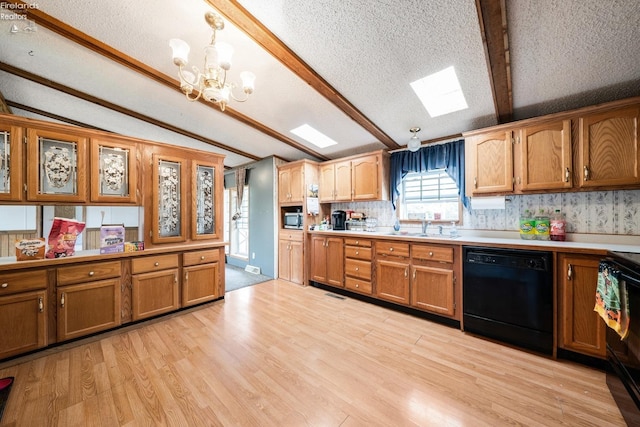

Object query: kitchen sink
[385,232,459,239]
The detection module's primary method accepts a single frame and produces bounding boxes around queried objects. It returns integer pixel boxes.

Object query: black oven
[604,252,640,426]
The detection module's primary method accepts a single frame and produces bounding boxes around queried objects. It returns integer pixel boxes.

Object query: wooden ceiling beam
[207,0,401,150]
[3,0,329,161]
[475,0,513,123]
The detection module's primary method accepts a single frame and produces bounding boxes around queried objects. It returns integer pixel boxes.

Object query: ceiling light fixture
[407,127,422,152]
[169,11,256,112]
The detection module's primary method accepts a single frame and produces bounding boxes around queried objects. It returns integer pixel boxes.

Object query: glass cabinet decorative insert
[90,139,137,203]
[152,154,186,243]
[0,125,23,201]
[193,163,215,238]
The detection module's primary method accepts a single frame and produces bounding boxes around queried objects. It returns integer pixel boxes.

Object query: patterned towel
[595,261,630,339]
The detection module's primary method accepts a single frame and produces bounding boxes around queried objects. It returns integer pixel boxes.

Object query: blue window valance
[389,139,469,210]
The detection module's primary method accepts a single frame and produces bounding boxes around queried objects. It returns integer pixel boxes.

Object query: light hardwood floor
[0,279,627,426]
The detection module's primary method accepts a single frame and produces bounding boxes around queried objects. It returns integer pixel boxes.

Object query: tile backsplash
[332,189,640,236]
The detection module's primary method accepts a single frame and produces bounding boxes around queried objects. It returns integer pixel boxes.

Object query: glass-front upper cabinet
[26,127,87,203]
[90,138,138,203]
[191,160,218,240]
[0,123,24,201]
[151,154,186,244]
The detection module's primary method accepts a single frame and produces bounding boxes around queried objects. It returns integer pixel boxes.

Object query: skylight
[290,124,338,148]
[410,66,468,117]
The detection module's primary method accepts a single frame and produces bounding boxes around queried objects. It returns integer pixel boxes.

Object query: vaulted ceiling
[1,0,639,168]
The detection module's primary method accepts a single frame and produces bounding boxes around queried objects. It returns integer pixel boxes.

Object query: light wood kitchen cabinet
[310,235,344,287]
[375,241,410,305]
[558,253,606,358]
[517,120,572,191]
[151,153,188,244]
[131,254,180,320]
[465,130,513,195]
[319,151,389,202]
[0,270,47,359]
[0,123,24,201]
[278,231,304,285]
[182,248,222,307]
[278,163,305,204]
[578,105,640,188]
[26,126,88,203]
[56,261,122,341]
[344,238,373,295]
[410,245,455,317]
[319,160,351,202]
[90,137,138,203]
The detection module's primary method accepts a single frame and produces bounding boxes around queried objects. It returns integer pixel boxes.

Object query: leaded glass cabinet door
[0,124,24,201]
[90,138,138,203]
[191,160,218,240]
[151,154,186,244]
[26,127,87,202]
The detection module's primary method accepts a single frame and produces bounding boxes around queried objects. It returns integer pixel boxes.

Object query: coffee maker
[331,210,347,230]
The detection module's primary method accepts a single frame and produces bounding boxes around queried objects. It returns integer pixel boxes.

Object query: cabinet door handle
[60,292,65,308]
[567,263,573,280]
[413,269,416,280]
[38,297,44,313]
[565,167,571,182]
[174,273,178,284]
[474,177,477,188]
[1,283,7,288]
[88,271,94,277]
[404,267,408,278]
[185,272,189,281]
[583,166,589,181]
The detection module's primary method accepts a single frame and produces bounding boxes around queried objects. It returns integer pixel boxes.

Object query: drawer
[412,245,454,263]
[345,245,372,260]
[132,254,180,274]
[57,261,121,286]
[345,259,371,280]
[0,269,47,295]
[183,249,220,266]
[375,241,410,258]
[345,277,372,295]
[344,238,372,248]
[279,231,304,242]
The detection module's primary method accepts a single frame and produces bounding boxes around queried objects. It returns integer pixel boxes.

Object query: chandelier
[169,11,256,112]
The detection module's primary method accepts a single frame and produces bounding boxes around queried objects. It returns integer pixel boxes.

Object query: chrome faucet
[422,220,431,235]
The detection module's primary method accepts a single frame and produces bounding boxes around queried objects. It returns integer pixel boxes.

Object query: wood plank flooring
[0,279,627,426]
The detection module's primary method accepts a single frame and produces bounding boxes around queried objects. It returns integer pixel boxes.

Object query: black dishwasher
[463,246,553,355]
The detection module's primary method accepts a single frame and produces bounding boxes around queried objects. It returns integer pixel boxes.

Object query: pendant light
[407,127,421,152]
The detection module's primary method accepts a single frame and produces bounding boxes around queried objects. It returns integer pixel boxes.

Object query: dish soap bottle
[449,221,458,238]
[550,209,566,241]
[393,217,401,232]
[535,209,550,240]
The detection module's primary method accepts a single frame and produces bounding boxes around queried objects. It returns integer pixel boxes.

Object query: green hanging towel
[595,261,630,339]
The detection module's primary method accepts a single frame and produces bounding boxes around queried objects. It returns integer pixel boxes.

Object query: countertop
[308,229,640,254]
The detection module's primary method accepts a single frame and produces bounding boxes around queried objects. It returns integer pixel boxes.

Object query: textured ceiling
[0,0,639,167]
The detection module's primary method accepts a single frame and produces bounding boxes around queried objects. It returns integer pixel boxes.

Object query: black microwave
[284,212,303,229]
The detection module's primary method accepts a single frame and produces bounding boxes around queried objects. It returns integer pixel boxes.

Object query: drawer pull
[355,267,359,271]
[88,271,95,277]
[154,262,160,267]
[38,297,44,313]
[355,251,359,255]
[200,256,205,260]
[1,283,7,288]
[429,252,434,257]
[355,284,359,288]
[390,247,394,252]
[355,240,359,245]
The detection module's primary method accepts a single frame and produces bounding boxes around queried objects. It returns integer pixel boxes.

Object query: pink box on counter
[100,224,125,254]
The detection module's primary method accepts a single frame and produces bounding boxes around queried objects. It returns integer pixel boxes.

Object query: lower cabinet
[0,289,47,360]
[131,254,180,321]
[410,245,456,317]
[183,248,222,307]
[56,261,122,341]
[558,253,606,358]
[375,241,410,305]
[310,235,344,287]
[344,238,373,295]
[279,231,304,284]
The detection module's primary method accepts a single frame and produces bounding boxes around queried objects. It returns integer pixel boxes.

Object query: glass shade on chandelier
[169,11,255,111]
[407,127,422,152]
